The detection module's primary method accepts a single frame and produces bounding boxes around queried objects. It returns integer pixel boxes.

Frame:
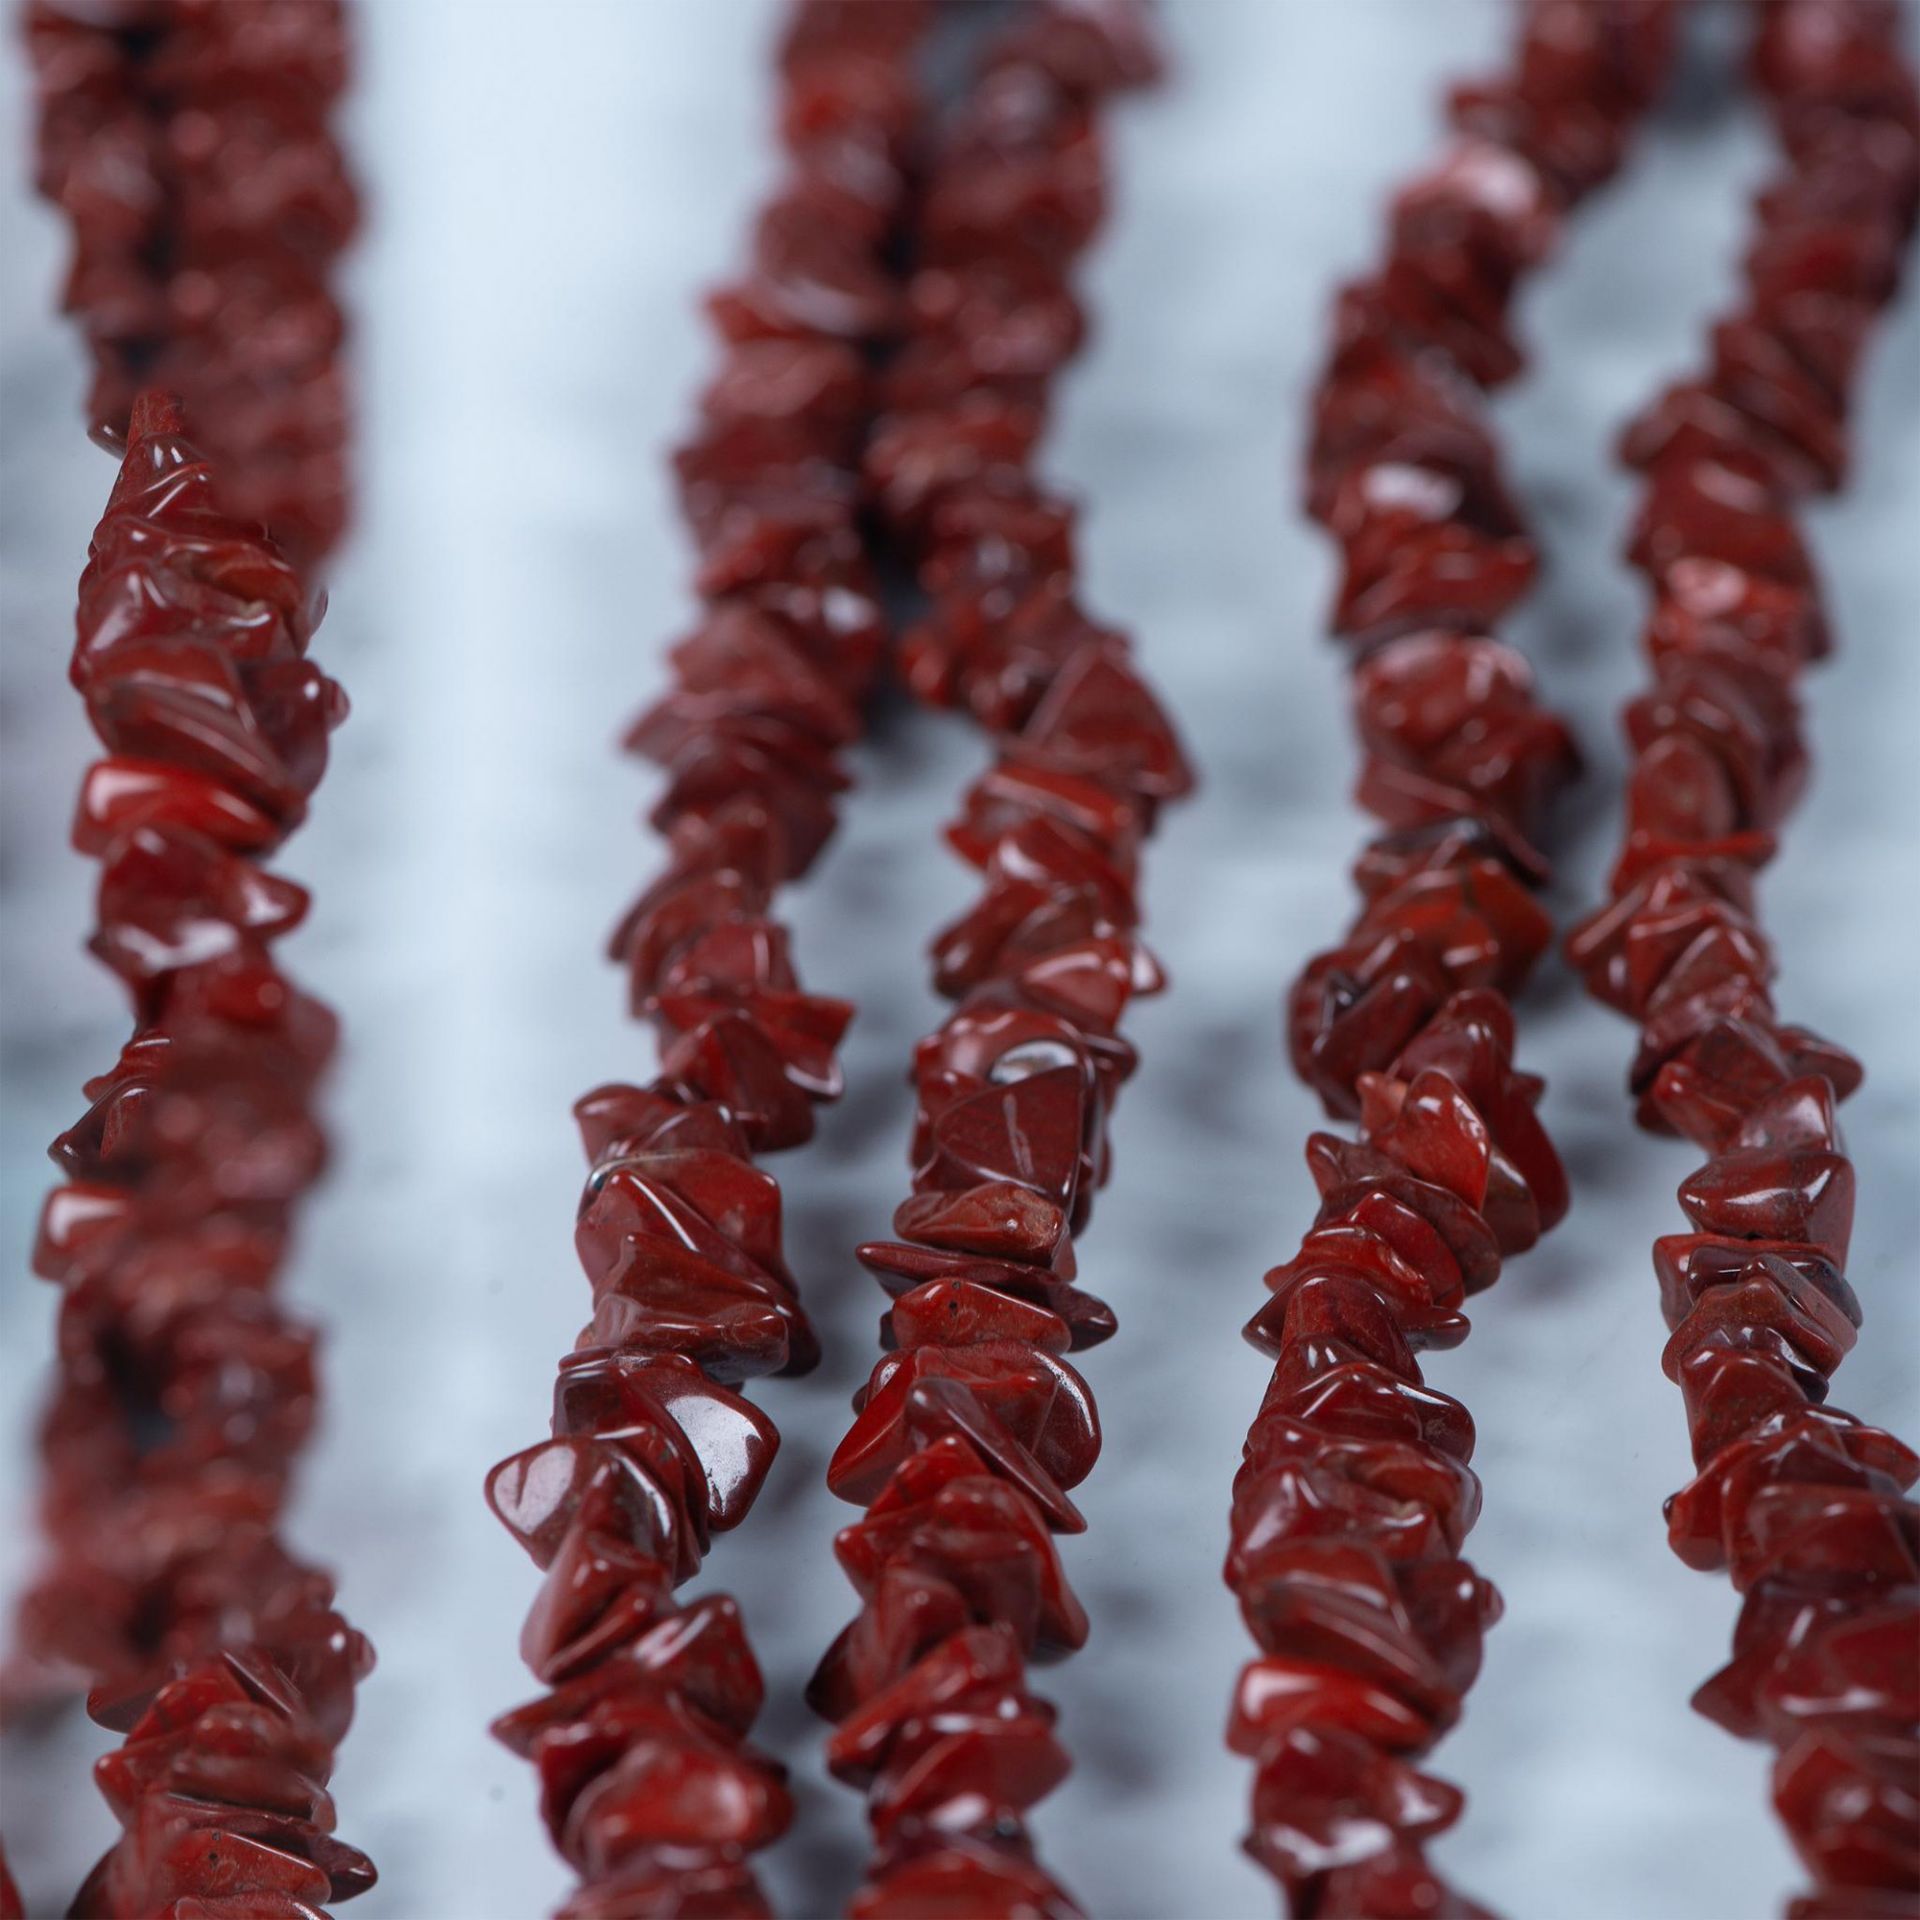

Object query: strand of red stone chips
[24,0,358,571]
[1223,5,1680,1913]
[806,8,1191,1916]
[19,397,373,1918]
[7,6,366,1915]
[1565,5,1919,1913]
[479,5,940,1914]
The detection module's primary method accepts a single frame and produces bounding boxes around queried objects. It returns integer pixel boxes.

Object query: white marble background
[2,4,1916,1917]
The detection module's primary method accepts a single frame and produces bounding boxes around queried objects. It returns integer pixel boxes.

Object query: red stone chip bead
[481,5,936,1914]
[1232,5,1682,1913]
[7,393,372,1917]
[809,8,1187,1917]
[25,0,358,566]
[1567,7,1920,1913]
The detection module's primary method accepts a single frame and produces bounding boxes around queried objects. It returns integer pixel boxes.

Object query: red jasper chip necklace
[3,3,1914,1911]
[25,0,358,569]
[1226,4,1680,1913]
[478,5,937,1915]
[804,7,1189,1917]
[6,3,366,1913]
[1566,4,1920,1913]
[18,402,372,1917]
